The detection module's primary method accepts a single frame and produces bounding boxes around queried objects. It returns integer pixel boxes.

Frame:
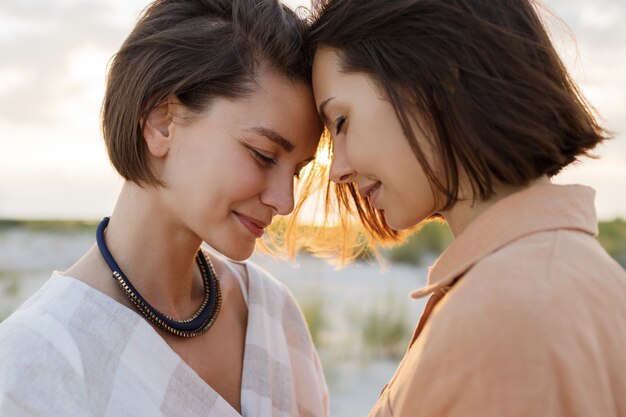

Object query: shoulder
[411,228,626,386]
[0,306,90,415]
[244,260,312,336]
[202,244,293,298]
[471,228,625,284]
[409,233,561,380]
[433,232,557,321]
[0,311,79,371]
[0,277,88,377]
[448,227,624,306]
[244,258,297,304]
[445,229,626,326]
[385,231,626,416]
[389,230,626,415]
[244,259,319,351]
[242,260,329,414]
[244,258,287,288]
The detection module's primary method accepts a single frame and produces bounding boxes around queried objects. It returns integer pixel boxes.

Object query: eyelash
[335,115,346,135]
[250,148,277,166]
[249,147,302,179]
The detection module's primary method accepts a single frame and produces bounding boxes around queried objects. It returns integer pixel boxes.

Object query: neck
[101,182,204,317]
[441,176,551,238]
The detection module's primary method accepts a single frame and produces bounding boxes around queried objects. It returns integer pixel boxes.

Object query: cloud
[0,0,311,127]
[0,0,624,219]
[539,0,626,148]
[0,1,133,126]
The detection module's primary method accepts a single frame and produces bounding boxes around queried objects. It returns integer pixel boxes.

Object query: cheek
[386,180,435,229]
[222,159,269,200]
[384,152,437,229]
[181,150,269,213]
[349,111,408,172]
[343,131,371,169]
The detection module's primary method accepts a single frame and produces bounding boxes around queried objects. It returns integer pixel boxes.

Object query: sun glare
[315,143,332,168]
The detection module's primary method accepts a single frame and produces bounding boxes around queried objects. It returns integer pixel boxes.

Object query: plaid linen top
[0,255,328,417]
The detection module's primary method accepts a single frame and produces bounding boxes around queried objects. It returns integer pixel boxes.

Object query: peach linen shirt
[369,183,626,417]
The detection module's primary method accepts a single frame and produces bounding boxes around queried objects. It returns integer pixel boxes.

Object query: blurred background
[1,0,625,415]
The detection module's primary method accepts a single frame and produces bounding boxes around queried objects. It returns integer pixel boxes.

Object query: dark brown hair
[307,0,609,242]
[102,0,310,186]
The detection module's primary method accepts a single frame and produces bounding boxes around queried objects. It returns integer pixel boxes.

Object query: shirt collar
[410,183,598,299]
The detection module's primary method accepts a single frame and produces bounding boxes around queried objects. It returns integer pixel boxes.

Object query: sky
[0,0,624,220]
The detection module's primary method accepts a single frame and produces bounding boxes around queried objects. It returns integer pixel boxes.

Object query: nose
[261,172,295,216]
[329,138,355,184]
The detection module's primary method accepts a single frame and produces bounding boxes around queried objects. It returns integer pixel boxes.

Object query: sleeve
[0,314,91,417]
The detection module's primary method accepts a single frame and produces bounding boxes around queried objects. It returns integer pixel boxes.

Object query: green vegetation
[296,288,413,360]
[1,217,622,362]
[598,218,626,267]
[0,219,98,233]
[0,271,22,323]
[384,221,453,266]
[0,271,21,297]
[383,218,626,268]
[299,291,327,347]
[358,291,412,359]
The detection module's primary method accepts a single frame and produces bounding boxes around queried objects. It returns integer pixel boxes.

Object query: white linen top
[0,253,328,417]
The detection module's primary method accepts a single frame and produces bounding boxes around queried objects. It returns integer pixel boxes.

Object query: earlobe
[143,98,175,158]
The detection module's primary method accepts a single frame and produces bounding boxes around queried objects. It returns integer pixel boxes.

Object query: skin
[312,47,549,237]
[312,48,437,231]
[65,68,321,413]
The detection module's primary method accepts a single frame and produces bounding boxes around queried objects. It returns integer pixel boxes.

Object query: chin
[218,243,256,262]
[385,212,425,231]
[226,250,254,262]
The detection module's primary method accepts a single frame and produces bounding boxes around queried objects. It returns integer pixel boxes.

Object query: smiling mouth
[234,212,268,238]
[360,182,381,200]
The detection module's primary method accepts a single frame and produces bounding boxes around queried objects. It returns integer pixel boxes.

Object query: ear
[142,96,177,157]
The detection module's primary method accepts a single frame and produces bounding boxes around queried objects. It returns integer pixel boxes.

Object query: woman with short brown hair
[0,1,328,415]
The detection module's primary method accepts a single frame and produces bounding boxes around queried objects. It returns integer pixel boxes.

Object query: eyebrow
[247,127,294,152]
[318,97,334,126]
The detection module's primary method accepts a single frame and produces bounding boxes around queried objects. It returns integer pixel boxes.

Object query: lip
[234,212,269,238]
[359,181,382,205]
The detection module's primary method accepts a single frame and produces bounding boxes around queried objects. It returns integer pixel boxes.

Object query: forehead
[312,47,387,116]
[242,69,322,153]
[312,47,344,96]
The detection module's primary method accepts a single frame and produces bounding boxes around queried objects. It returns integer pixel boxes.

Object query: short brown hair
[102,0,310,186]
[307,0,610,242]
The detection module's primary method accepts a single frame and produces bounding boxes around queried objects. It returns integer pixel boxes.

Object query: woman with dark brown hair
[0,1,328,416]
[308,0,626,415]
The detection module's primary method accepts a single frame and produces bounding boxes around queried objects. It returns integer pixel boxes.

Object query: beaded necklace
[96,217,221,338]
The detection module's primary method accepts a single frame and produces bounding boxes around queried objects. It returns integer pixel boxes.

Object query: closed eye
[249,148,277,166]
[335,115,346,135]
